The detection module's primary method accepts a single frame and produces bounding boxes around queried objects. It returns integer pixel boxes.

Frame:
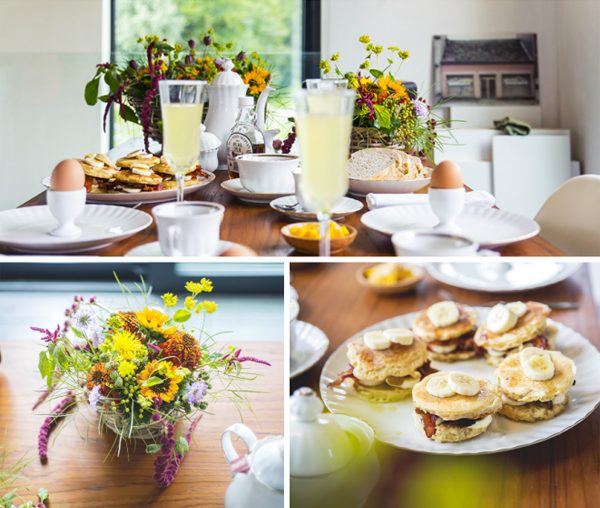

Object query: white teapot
[222,423,284,508]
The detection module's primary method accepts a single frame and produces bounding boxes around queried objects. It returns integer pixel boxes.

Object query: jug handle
[222,423,257,473]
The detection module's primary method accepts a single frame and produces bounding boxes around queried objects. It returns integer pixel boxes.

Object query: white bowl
[237,154,298,193]
[348,177,430,197]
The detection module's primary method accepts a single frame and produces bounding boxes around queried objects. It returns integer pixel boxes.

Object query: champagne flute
[305,78,348,91]
[295,88,356,256]
[158,80,206,202]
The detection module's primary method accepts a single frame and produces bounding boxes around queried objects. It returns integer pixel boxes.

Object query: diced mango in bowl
[289,221,350,240]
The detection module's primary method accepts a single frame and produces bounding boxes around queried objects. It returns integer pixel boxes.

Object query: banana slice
[520,347,555,381]
[506,301,528,318]
[427,301,460,328]
[84,157,104,169]
[486,304,518,334]
[447,372,480,396]
[363,331,391,351]
[426,375,455,398]
[383,328,414,346]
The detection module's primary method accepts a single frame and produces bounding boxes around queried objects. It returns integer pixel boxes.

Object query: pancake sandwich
[80,153,118,192]
[412,371,502,442]
[496,347,576,422]
[475,301,555,366]
[413,301,480,361]
[330,328,436,403]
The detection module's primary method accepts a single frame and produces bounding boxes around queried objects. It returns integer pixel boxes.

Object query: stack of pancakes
[80,150,207,194]
[413,303,480,362]
[475,302,554,366]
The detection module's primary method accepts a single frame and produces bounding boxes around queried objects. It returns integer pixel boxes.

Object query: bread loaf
[347,148,430,181]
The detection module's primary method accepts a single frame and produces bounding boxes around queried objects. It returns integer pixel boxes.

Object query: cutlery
[276,201,302,211]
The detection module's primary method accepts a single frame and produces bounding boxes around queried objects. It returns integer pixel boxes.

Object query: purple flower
[129,60,139,70]
[188,39,196,49]
[413,99,428,118]
[90,328,104,348]
[202,35,212,46]
[38,393,74,464]
[88,386,102,409]
[187,381,208,405]
[215,58,225,68]
[185,55,194,65]
[31,325,60,344]
[71,307,96,334]
[236,51,246,62]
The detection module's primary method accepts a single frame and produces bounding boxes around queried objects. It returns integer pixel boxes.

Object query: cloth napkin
[366,190,496,210]
[493,116,531,136]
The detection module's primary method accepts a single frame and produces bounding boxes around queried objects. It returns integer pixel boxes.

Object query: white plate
[428,262,582,293]
[125,240,239,257]
[270,195,363,221]
[320,308,600,455]
[361,204,540,248]
[348,178,430,197]
[221,178,289,204]
[291,321,329,378]
[0,205,152,254]
[42,172,215,204]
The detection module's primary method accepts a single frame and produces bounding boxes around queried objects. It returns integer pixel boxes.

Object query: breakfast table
[290,263,600,508]
[0,340,282,507]
[8,172,563,256]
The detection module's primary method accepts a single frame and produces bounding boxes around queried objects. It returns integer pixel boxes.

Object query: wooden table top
[290,263,600,508]
[0,340,282,507]
[11,172,563,257]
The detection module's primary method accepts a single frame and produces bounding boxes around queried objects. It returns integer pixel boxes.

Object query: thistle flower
[88,385,102,409]
[413,99,428,119]
[38,393,75,464]
[187,381,208,405]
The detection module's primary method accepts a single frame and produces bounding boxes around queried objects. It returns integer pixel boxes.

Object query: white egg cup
[428,187,465,233]
[46,188,86,237]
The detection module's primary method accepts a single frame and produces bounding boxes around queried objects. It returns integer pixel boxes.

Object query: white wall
[0,0,108,210]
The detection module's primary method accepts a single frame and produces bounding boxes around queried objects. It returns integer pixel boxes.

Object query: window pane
[502,74,532,99]
[446,75,475,98]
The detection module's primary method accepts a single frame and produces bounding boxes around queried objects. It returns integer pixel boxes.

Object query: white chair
[535,175,600,255]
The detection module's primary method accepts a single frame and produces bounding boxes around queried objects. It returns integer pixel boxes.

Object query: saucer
[125,240,240,257]
[221,178,290,204]
[291,320,329,378]
[270,195,364,221]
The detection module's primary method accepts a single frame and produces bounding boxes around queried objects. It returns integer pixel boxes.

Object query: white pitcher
[222,423,284,508]
[205,59,248,169]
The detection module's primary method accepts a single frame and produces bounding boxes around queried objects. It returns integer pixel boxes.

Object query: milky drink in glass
[161,103,204,170]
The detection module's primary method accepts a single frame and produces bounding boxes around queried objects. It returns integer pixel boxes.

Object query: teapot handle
[222,423,257,473]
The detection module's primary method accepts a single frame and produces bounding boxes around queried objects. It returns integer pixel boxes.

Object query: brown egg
[50,159,85,191]
[221,245,258,257]
[430,160,463,189]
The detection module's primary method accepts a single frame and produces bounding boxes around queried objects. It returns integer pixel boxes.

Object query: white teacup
[237,154,298,193]
[152,202,224,256]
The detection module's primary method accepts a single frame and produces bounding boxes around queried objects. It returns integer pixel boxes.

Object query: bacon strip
[329,366,356,387]
[416,408,439,438]
[528,335,549,350]
[417,360,438,378]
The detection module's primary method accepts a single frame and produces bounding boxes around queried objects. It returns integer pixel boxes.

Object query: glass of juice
[158,80,206,202]
[295,88,356,256]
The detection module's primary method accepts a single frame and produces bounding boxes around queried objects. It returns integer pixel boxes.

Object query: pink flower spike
[37,393,75,464]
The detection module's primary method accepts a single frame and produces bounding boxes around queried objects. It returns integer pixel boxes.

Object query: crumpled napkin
[366,190,496,210]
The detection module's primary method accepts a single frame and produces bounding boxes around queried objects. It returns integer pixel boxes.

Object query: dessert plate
[0,205,152,254]
[428,262,582,293]
[320,307,600,455]
[361,204,540,248]
[348,177,430,197]
[270,195,363,221]
[291,320,329,378]
[221,178,290,204]
[42,171,215,204]
[125,240,240,257]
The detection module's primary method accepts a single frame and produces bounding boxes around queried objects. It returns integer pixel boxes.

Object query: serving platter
[220,178,290,204]
[0,205,152,253]
[319,307,600,455]
[361,204,540,248]
[291,320,330,378]
[42,171,215,204]
[348,177,430,197]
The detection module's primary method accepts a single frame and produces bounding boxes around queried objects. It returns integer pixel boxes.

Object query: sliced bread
[347,148,400,181]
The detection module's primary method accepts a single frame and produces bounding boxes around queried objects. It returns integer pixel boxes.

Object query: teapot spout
[255,86,272,131]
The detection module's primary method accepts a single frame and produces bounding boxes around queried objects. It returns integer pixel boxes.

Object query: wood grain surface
[290,262,600,508]
[0,340,282,507]
[8,172,563,257]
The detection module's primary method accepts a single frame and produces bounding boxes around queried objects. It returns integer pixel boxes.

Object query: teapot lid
[290,387,354,477]
[199,124,221,151]
[250,436,284,492]
[211,59,246,87]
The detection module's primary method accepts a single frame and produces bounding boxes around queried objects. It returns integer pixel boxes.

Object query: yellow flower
[110,330,145,361]
[161,293,178,307]
[330,52,340,62]
[137,360,183,403]
[388,80,409,101]
[358,35,371,44]
[398,50,410,60]
[378,74,391,91]
[137,394,153,409]
[200,278,213,293]
[186,278,213,295]
[118,360,136,378]
[319,60,331,74]
[243,67,271,96]
[184,296,196,310]
[136,307,173,334]
[372,45,383,55]
[202,300,218,314]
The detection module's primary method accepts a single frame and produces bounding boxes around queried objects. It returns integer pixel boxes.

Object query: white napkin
[366,190,496,210]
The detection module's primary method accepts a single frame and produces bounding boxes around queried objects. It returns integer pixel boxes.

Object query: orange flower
[160,331,202,368]
[87,363,110,394]
[137,360,183,403]
[243,67,271,96]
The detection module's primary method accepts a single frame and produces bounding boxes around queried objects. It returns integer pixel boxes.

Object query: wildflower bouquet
[320,35,449,162]
[85,30,272,150]
[31,277,269,488]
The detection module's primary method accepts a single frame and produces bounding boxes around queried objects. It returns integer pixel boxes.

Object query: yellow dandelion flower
[161,292,178,307]
[118,360,136,378]
[110,330,145,361]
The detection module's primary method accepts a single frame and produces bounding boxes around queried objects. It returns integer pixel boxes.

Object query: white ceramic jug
[222,423,284,508]
[205,59,248,169]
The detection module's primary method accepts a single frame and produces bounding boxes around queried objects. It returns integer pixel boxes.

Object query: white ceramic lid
[199,124,221,151]
[251,437,284,492]
[211,59,246,87]
[290,387,354,477]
